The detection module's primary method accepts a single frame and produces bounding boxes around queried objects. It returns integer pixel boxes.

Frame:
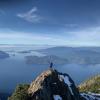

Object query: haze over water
[0,46,100,93]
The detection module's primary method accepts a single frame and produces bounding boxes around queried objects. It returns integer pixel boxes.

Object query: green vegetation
[78,75,100,93]
[8,84,30,100]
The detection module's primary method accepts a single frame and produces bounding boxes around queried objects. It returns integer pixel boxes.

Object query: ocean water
[0,46,100,93]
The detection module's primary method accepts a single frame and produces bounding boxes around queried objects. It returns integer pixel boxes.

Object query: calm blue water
[0,46,100,93]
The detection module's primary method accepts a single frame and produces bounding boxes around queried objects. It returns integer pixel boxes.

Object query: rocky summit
[9,68,100,100]
[28,69,80,100]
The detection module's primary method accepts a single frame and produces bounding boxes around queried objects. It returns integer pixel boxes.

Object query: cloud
[17,7,41,23]
[0,27,79,46]
[62,26,100,46]
[1,26,100,46]
[0,29,67,45]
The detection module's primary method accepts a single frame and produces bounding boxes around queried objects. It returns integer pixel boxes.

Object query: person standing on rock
[49,62,53,69]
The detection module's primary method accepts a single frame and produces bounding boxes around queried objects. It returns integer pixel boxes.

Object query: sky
[0,0,100,46]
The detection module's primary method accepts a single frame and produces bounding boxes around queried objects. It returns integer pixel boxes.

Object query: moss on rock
[78,75,100,93]
[8,84,30,100]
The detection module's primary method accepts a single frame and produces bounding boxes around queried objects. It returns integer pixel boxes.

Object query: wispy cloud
[0,29,68,45]
[1,26,100,46]
[62,26,100,46]
[17,7,41,23]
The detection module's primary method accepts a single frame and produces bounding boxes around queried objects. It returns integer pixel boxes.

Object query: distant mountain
[0,51,9,59]
[38,46,100,64]
[78,75,100,93]
[8,68,100,100]
[25,55,68,64]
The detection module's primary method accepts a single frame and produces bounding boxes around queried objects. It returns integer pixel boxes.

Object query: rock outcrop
[28,69,80,100]
[8,68,100,100]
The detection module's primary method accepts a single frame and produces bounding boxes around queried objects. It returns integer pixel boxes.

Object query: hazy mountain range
[25,55,67,64]
[1,46,100,64]
[26,46,100,65]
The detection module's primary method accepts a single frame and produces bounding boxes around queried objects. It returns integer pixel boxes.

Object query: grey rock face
[28,69,81,100]
[9,68,100,100]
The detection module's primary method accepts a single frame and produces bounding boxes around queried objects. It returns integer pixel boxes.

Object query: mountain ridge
[8,68,100,100]
[37,46,100,64]
[79,75,100,93]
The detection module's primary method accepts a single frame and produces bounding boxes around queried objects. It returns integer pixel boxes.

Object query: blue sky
[0,0,100,46]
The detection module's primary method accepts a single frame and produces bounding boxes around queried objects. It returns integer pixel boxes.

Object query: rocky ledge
[8,68,100,100]
[28,69,80,100]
